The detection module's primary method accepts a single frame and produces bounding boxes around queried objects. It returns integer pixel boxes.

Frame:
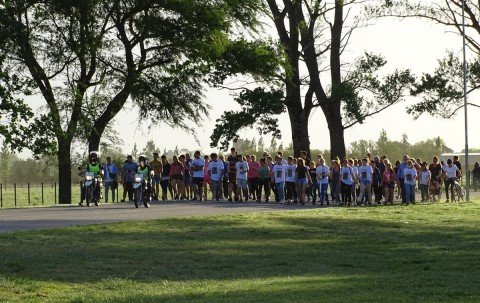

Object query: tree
[0,141,14,184]
[141,140,157,158]
[369,0,480,118]
[211,1,415,159]
[0,0,262,203]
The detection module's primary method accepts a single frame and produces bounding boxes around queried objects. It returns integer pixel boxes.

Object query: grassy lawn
[0,202,479,302]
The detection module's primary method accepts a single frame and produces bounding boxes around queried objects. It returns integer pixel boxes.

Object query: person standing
[235,154,249,202]
[357,158,373,206]
[285,156,297,204]
[160,155,171,201]
[247,155,260,201]
[169,155,184,200]
[403,160,417,205]
[316,158,330,206]
[340,158,354,206]
[428,156,443,202]
[307,161,317,204]
[330,159,341,204]
[473,162,480,191]
[103,156,119,203]
[371,161,382,204]
[296,158,311,205]
[443,159,461,203]
[208,153,224,201]
[419,162,431,202]
[122,155,138,202]
[257,158,271,202]
[149,152,162,201]
[227,147,239,202]
[271,156,286,203]
[396,156,409,203]
[380,162,396,205]
[191,151,205,201]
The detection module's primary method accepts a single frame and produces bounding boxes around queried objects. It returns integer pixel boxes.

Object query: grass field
[1,201,480,302]
[0,185,82,207]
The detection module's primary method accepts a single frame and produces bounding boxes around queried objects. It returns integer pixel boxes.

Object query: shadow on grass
[0,207,479,301]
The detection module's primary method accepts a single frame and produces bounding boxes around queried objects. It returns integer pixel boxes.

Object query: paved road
[0,200,317,233]
[1,189,478,233]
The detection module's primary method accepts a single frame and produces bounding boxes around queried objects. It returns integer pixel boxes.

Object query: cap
[440,158,445,162]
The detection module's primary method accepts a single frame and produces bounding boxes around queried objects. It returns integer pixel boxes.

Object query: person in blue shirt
[396,155,409,203]
[122,155,138,202]
[103,156,119,203]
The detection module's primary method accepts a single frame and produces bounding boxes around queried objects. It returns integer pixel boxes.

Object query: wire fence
[0,182,82,208]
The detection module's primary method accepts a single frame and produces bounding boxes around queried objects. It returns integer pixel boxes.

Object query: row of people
[86,149,471,206]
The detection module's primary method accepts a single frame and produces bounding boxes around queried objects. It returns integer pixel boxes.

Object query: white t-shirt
[419,170,431,185]
[340,167,354,185]
[208,161,224,181]
[403,167,417,185]
[191,158,205,178]
[358,165,373,182]
[236,161,249,180]
[285,164,297,182]
[444,164,459,179]
[316,165,330,184]
[272,164,286,183]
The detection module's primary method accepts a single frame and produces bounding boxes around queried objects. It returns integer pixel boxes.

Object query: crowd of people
[92,148,480,206]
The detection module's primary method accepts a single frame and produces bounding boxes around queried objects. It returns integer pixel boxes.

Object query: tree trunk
[57,139,72,204]
[328,122,346,159]
[287,105,311,159]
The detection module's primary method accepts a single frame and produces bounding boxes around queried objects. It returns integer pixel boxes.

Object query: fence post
[54,182,57,205]
[28,183,31,206]
[14,183,17,207]
[41,182,44,205]
[0,183,2,208]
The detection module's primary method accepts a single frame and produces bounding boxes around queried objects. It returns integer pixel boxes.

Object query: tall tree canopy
[368,0,480,118]
[0,0,263,203]
[210,0,414,158]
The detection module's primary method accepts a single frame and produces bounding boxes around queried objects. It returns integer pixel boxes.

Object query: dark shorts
[228,173,237,184]
[152,176,161,184]
[184,174,192,184]
[193,177,204,185]
[171,174,183,181]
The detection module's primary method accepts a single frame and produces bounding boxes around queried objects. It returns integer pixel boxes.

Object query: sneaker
[228,197,232,202]
[445,199,449,203]
[239,198,243,203]
[120,199,125,202]
[78,202,84,206]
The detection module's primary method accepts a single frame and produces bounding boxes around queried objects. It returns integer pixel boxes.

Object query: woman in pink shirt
[380,162,396,205]
[248,155,260,201]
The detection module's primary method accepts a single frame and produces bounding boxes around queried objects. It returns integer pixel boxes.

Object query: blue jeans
[404,183,416,204]
[105,181,116,203]
[276,182,285,202]
[319,182,329,203]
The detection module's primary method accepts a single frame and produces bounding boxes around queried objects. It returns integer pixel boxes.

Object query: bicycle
[451,178,465,202]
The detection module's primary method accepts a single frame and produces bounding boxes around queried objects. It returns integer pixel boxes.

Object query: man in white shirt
[271,156,286,203]
[191,150,205,201]
[443,158,461,202]
[285,156,297,204]
[208,153,224,201]
[235,154,249,202]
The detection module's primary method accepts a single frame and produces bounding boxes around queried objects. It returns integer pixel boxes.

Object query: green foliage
[342,52,415,127]
[209,38,284,84]
[210,87,286,150]
[410,52,479,119]
[347,130,448,162]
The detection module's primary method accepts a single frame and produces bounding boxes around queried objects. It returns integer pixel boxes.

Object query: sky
[110,14,478,156]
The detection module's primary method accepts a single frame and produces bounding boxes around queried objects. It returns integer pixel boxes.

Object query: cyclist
[443,159,461,203]
[79,151,103,206]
